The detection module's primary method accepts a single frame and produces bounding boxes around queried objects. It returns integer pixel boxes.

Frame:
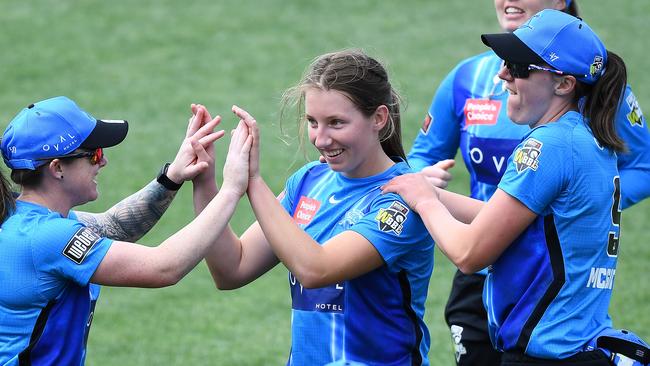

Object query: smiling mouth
[505,6,524,15]
[323,149,343,158]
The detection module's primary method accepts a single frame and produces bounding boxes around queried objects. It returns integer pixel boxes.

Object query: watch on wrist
[157,162,183,191]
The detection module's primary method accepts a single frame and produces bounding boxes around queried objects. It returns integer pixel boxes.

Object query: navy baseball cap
[1,96,128,170]
[481,9,607,85]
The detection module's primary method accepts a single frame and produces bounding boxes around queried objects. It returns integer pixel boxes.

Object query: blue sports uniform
[407,50,650,364]
[490,111,620,359]
[280,161,435,366]
[0,200,112,366]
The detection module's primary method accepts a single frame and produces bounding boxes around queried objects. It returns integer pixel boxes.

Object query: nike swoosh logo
[329,196,344,204]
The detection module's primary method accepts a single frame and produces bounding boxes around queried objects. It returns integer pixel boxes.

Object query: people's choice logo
[293,196,321,225]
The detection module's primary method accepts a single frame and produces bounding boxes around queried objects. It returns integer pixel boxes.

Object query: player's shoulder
[529,112,584,140]
[453,50,500,74]
[290,161,330,181]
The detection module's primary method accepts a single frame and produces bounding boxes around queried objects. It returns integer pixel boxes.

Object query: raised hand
[381,173,441,213]
[231,105,260,180]
[167,104,225,184]
[221,120,253,197]
[420,159,455,189]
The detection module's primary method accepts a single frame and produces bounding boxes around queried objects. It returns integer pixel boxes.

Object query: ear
[372,105,390,132]
[554,0,568,11]
[554,75,577,97]
[46,159,65,180]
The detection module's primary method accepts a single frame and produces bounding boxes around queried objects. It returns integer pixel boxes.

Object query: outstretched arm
[76,106,225,242]
[187,104,279,290]
[75,181,176,242]
[90,120,249,288]
[382,174,536,273]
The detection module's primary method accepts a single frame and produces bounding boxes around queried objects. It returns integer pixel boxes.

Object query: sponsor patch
[513,138,542,173]
[375,201,409,235]
[293,196,321,225]
[589,55,604,77]
[421,114,432,134]
[463,99,501,126]
[62,227,101,264]
[626,93,645,127]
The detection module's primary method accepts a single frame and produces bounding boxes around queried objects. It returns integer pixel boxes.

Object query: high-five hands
[166,104,225,184]
[221,118,253,197]
[231,105,261,182]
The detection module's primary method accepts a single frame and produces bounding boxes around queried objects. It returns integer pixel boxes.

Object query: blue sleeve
[280,161,321,214]
[31,218,112,287]
[407,67,461,172]
[614,85,650,209]
[498,129,569,214]
[348,194,433,269]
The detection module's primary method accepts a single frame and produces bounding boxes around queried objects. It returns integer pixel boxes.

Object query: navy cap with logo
[481,9,607,85]
[1,96,128,170]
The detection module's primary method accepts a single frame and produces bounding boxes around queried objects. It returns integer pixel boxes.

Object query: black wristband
[156,162,183,191]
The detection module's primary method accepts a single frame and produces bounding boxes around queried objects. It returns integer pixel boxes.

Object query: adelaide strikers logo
[375,201,409,235]
[513,138,542,173]
[589,55,604,77]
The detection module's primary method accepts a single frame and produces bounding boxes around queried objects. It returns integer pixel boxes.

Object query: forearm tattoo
[75,180,177,242]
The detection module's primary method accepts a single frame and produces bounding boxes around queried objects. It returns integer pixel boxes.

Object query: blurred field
[1,1,648,364]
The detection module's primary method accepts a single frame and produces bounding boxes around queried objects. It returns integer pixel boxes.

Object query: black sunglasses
[504,61,577,79]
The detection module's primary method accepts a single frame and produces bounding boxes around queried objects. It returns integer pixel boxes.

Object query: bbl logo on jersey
[63,227,101,264]
[626,92,645,127]
[589,55,604,77]
[513,138,542,173]
[375,201,409,235]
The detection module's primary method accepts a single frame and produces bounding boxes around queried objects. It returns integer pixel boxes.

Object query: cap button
[27,103,35,109]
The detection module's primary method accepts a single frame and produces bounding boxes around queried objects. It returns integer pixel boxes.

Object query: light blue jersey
[280,161,435,366]
[489,112,620,359]
[0,201,112,366]
[408,50,650,209]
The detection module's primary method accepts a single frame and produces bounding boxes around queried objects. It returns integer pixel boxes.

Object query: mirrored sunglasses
[40,148,104,165]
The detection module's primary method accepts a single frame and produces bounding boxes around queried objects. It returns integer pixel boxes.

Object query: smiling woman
[0,96,251,365]
[195,49,435,365]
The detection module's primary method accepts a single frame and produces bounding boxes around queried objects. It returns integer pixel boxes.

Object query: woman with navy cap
[406,1,650,365]
[0,96,252,365]
[385,9,648,366]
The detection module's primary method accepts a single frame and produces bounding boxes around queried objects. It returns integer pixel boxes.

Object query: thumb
[434,159,455,171]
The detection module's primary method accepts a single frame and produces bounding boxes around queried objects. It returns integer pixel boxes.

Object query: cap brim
[81,119,128,149]
[481,32,545,65]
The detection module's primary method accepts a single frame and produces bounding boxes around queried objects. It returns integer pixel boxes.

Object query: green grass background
[1,1,648,364]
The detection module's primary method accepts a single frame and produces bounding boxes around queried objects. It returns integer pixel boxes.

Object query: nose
[498,64,513,81]
[311,125,332,149]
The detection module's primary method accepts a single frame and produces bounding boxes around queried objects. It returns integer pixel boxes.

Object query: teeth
[505,6,524,14]
[324,149,343,158]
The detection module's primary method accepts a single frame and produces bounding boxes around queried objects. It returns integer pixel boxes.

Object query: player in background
[0,96,252,365]
[386,9,648,366]
[406,1,650,364]
[194,49,435,365]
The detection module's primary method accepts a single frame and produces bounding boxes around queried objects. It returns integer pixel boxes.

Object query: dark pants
[444,270,501,366]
